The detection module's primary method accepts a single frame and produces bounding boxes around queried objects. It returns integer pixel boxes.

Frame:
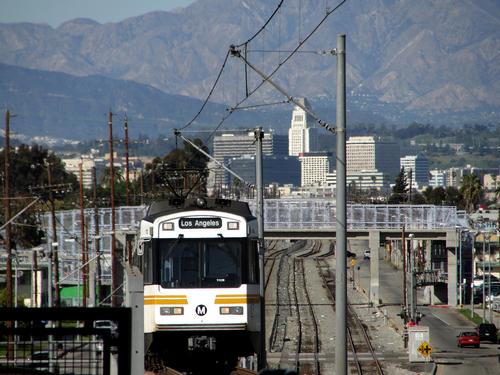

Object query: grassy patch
[458,308,484,325]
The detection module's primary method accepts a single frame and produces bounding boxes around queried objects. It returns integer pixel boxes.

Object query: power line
[179,50,231,131]
[235,0,285,48]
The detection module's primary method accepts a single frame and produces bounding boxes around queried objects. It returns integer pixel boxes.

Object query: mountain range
[1,0,499,139]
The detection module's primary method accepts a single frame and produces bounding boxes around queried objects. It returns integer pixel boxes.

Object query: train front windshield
[159,239,243,288]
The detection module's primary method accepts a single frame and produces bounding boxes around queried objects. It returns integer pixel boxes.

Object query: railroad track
[347,302,384,375]
[297,240,322,258]
[293,257,321,374]
[268,242,293,353]
[314,258,383,374]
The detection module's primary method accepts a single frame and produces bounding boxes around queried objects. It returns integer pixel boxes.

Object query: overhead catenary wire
[174,129,255,189]
[235,0,285,48]
[173,0,349,176]
[230,45,335,133]
[179,50,231,131]
[220,0,348,133]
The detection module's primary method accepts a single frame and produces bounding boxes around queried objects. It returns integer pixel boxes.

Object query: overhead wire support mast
[174,130,254,189]
[229,45,336,134]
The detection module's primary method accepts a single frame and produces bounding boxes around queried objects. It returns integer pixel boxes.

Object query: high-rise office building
[228,155,300,186]
[346,136,400,182]
[211,130,288,187]
[288,98,319,156]
[299,152,333,187]
[400,154,429,189]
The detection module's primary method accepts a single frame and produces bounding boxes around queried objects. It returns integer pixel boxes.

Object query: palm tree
[460,174,482,213]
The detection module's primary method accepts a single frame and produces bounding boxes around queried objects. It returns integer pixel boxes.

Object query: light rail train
[137,197,261,371]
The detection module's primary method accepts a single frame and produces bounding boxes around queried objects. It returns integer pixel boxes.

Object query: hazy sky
[0,0,197,27]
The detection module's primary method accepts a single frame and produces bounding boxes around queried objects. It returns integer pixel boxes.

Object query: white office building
[288,98,319,156]
[325,169,390,191]
[429,170,446,188]
[299,152,333,187]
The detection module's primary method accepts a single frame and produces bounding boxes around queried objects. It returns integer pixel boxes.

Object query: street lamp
[480,231,491,323]
[408,233,415,323]
[456,226,468,307]
[470,232,477,319]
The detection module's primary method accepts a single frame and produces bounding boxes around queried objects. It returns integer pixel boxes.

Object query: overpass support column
[369,230,381,306]
[446,231,458,307]
[424,240,435,305]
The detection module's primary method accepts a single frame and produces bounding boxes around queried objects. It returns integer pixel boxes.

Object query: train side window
[143,241,153,284]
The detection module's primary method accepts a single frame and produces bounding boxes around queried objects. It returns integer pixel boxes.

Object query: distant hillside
[0,63,257,139]
[1,0,499,124]
[1,63,397,140]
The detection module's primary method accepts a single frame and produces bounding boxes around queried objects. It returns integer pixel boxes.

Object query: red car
[457,331,480,348]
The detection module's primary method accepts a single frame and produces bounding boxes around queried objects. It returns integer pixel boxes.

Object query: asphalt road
[353,247,500,374]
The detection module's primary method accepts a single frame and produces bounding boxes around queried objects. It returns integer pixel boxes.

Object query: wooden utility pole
[92,167,102,304]
[124,117,130,206]
[33,251,38,307]
[108,111,117,307]
[124,117,133,263]
[79,161,87,307]
[4,110,13,309]
[47,163,61,307]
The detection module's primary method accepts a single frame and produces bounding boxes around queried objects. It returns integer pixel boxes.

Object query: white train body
[138,198,260,365]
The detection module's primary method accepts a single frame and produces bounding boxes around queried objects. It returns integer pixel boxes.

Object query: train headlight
[162,222,174,231]
[220,306,243,315]
[160,307,184,315]
[227,221,239,230]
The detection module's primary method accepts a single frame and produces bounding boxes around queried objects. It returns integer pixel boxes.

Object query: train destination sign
[179,217,222,229]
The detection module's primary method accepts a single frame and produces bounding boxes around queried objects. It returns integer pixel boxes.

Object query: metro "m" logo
[195,305,207,316]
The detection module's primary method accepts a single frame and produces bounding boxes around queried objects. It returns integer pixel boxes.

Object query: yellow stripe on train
[214,294,260,304]
[144,295,188,305]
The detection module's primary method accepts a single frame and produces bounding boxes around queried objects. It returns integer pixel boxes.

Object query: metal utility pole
[79,162,87,307]
[47,163,61,307]
[4,110,13,309]
[255,127,266,370]
[109,111,118,307]
[92,167,102,304]
[335,34,347,375]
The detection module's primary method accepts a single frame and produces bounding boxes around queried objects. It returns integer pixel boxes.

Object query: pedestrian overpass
[34,199,467,306]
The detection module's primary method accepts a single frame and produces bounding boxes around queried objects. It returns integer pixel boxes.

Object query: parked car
[477,323,498,343]
[346,250,356,258]
[363,250,370,259]
[473,275,499,287]
[94,320,118,339]
[457,331,480,348]
[28,350,50,370]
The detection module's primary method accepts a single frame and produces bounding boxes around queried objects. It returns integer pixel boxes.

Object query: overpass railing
[39,201,466,285]
[246,199,467,230]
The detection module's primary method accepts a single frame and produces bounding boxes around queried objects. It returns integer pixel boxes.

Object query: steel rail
[347,302,385,374]
[297,257,321,374]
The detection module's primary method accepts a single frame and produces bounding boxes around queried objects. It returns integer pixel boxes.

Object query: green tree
[460,174,483,212]
[444,186,463,208]
[0,144,78,247]
[423,186,447,205]
[142,138,209,200]
[388,168,408,204]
